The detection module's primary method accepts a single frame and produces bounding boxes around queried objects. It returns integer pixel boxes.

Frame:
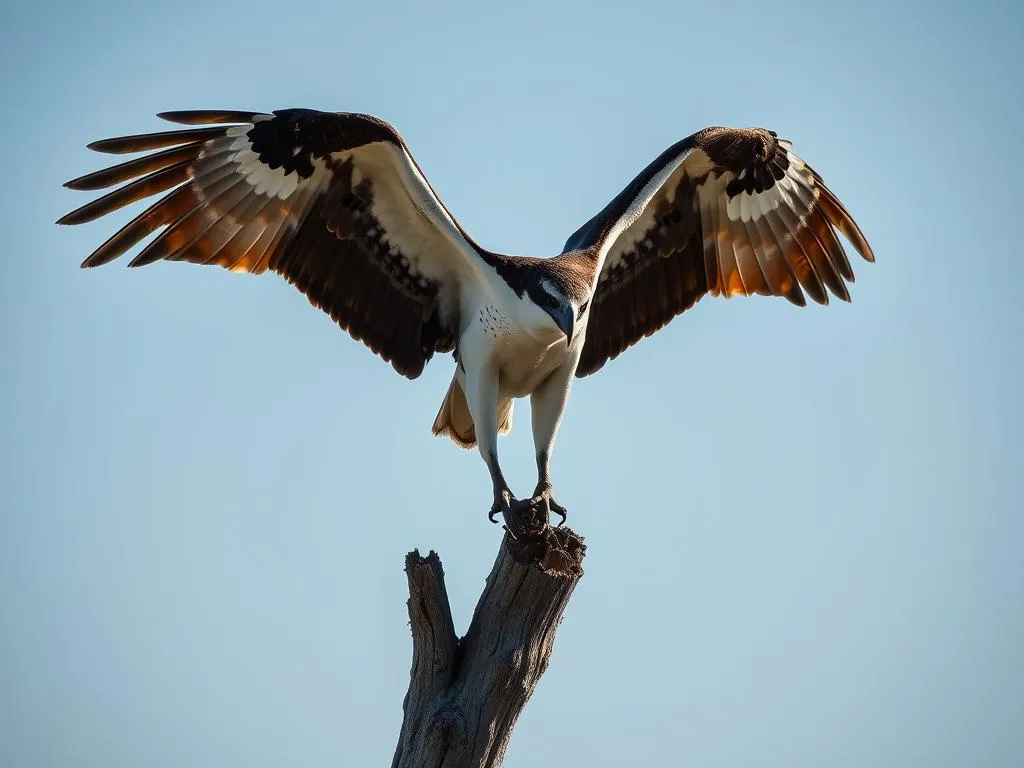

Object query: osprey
[59,109,874,532]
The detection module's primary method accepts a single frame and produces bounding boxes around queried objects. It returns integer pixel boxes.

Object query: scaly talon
[488,487,517,529]
[549,498,567,527]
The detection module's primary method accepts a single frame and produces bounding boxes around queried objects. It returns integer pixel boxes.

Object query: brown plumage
[570,127,874,376]
[59,110,464,379]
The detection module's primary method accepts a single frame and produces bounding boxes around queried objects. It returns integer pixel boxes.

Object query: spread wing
[59,108,490,379]
[565,127,875,377]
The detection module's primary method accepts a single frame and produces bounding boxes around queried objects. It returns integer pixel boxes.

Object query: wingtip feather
[815,183,876,264]
[157,110,260,125]
[85,139,117,153]
[85,126,229,155]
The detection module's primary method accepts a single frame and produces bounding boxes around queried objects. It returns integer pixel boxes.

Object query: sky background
[2,0,1022,765]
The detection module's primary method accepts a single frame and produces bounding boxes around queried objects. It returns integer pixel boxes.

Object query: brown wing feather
[59,109,472,379]
[576,182,707,376]
[575,127,874,377]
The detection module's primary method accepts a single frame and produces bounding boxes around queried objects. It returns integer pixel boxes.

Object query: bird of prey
[59,108,874,532]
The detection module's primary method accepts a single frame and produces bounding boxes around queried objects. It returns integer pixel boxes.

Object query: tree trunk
[392,515,586,768]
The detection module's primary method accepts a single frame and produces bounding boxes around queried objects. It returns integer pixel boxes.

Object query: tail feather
[497,397,514,436]
[432,378,513,449]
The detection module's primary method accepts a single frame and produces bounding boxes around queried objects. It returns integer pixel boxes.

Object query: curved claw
[549,499,567,527]
[489,510,521,540]
[489,488,516,529]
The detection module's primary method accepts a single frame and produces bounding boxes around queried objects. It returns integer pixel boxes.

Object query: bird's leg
[464,367,521,533]
[514,362,575,527]
[484,449,517,529]
[536,450,569,528]
[517,449,567,526]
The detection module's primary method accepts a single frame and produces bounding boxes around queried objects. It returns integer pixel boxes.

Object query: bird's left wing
[59,109,489,378]
[564,127,874,377]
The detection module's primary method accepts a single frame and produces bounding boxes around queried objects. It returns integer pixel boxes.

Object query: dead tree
[392,509,586,768]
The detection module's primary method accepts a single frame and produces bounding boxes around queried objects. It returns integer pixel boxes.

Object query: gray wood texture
[392,521,586,767]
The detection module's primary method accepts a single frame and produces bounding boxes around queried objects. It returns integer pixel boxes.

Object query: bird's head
[525,277,590,346]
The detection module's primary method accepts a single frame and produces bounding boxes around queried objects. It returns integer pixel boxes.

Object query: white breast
[458,286,573,398]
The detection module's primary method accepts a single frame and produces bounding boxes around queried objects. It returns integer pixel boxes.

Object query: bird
[58,108,874,533]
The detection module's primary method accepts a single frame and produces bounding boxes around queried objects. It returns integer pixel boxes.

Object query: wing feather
[80,184,202,267]
[87,126,231,154]
[699,185,720,291]
[713,191,745,297]
[771,202,829,304]
[814,211,855,283]
[60,109,489,378]
[157,110,264,125]
[736,214,772,297]
[64,142,206,191]
[734,211,770,296]
[749,211,803,305]
[814,182,875,264]
[648,251,671,330]
[572,126,874,377]
[56,162,192,225]
[133,176,254,266]
[631,250,652,336]
[807,212,852,301]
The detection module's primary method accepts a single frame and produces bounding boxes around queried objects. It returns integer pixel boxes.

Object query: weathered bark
[392,515,586,768]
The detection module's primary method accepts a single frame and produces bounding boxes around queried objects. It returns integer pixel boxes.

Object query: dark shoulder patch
[485,254,533,297]
[483,253,596,305]
[247,109,402,179]
[693,127,790,199]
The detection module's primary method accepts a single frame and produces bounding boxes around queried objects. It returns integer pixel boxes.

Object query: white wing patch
[344,142,486,291]
[219,122,304,201]
[597,148,699,275]
[724,150,808,223]
[165,127,336,275]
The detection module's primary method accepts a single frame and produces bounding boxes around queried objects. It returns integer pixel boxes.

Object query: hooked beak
[553,304,575,345]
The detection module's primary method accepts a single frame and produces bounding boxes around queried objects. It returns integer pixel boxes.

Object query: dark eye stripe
[577,299,589,319]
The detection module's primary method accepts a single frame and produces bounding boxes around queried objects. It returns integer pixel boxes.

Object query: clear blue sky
[2,0,1021,765]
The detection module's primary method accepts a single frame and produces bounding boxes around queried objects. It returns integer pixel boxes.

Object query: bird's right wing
[59,109,491,379]
[565,127,874,376]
